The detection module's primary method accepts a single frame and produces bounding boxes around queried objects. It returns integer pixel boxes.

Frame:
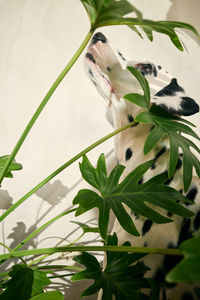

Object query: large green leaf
[135,105,200,192]
[71,233,150,299]
[0,155,22,180]
[30,291,64,300]
[73,154,194,239]
[0,265,33,300]
[166,235,200,282]
[0,265,51,300]
[81,0,199,51]
[124,66,150,109]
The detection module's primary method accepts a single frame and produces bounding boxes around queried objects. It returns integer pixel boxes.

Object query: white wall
[0,1,199,299]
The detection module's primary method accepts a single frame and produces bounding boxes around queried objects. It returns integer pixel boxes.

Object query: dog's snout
[91,32,107,45]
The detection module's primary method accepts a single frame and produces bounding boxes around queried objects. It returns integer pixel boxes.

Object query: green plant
[0,1,200,299]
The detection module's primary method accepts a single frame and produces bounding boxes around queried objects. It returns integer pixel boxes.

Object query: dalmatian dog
[84,32,200,300]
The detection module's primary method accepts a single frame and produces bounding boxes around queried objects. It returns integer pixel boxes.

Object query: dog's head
[85,32,199,117]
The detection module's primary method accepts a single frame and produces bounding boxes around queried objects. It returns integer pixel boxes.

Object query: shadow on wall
[167,0,200,45]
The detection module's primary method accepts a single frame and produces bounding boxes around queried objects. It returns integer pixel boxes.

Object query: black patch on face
[178,218,192,245]
[151,146,166,169]
[158,65,162,70]
[106,66,111,72]
[180,96,199,116]
[125,148,133,161]
[186,186,198,203]
[142,219,153,236]
[136,63,157,77]
[86,52,96,64]
[127,114,134,122]
[88,68,93,77]
[155,78,184,97]
[182,292,194,300]
[194,210,200,231]
[91,32,107,45]
[138,176,143,185]
[118,51,126,61]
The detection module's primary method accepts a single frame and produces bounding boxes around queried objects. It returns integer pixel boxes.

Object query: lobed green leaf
[71,233,150,299]
[73,154,194,239]
[135,105,200,191]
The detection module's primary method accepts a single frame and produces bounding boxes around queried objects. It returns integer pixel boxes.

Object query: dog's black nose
[91,32,107,45]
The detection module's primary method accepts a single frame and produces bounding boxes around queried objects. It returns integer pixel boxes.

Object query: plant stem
[0,121,136,222]
[0,29,94,185]
[0,245,183,260]
[13,208,76,251]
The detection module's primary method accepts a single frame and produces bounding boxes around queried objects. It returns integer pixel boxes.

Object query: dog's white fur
[85,32,200,300]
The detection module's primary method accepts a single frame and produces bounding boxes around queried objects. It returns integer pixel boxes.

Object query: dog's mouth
[84,32,126,103]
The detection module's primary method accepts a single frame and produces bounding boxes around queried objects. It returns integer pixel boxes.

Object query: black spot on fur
[163,243,182,273]
[158,65,162,70]
[118,51,126,61]
[154,268,165,283]
[127,114,134,122]
[178,218,192,245]
[153,66,157,77]
[86,52,96,63]
[194,210,200,231]
[138,176,143,185]
[167,211,173,218]
[132,122,139,127]
[91,32,107,44]
[143,242,147,247]
[106,66,111,72]
[142,219,153,236]
[155,78,184,97]
[182,292,194,300]
[176,158,182,170]
[125,148,133,161]
[180,96,199,116]
[151,146,166,169]
[164,176,173,186]
[186,186,198,203]
[88,68,93,77]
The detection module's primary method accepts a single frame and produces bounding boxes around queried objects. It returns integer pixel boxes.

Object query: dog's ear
[152,78,199,116]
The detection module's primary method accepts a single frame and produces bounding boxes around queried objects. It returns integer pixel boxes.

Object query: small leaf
[124,66,150,109]
[71,221,99,234]
[166,236,200,282]
[0,265,33,300]
[73,155,194,239]
[135,105,200,191]
[30,291,64,300]
[71,233,150,299]
[0,155,22,179]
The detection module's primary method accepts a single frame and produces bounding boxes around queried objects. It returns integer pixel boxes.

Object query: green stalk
[13,208,76,251]
[0,245,183,261]
[0,121,136,222]
[0,29,93,185]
